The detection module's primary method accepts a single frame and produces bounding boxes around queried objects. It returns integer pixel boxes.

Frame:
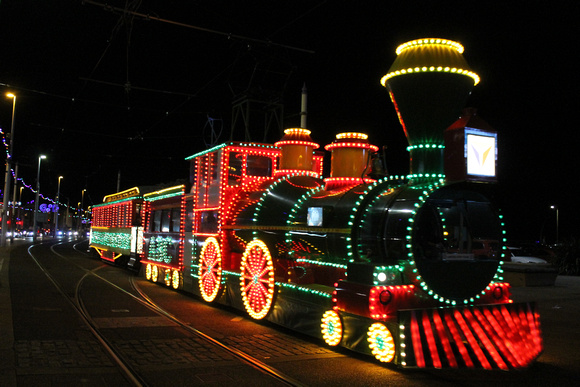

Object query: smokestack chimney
[380,38,479,177]
[324,132,379,190]
[274,128,319,176]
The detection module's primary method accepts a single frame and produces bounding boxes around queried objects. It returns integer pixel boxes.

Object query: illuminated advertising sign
[444,123,498,183]
[465,128,497,177]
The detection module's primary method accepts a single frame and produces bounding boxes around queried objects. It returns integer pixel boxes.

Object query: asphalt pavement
[2,240,580,386]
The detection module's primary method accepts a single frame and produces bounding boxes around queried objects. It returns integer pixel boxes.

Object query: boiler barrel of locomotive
[297,181,504,302]
[235,175,504,302]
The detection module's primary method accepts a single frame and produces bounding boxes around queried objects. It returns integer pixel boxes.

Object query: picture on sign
[465,129,497,177]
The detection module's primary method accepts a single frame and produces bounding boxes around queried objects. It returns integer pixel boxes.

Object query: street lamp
[32,155,46,242]
[550,205,559,245]
[54,176,63,237]
[1,92,16,246]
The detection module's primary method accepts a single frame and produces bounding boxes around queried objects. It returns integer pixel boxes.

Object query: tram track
[26,239,306,386]
[28,241,148,387]
[128,275,306,387]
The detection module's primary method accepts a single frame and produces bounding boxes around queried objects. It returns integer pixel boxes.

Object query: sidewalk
[0,241,24,386]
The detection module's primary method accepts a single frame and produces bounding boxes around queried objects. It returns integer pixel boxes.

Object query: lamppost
[550,205,559,245]
[54,176,63,237]
[79,189,86,233]
[77,202,81,233]
[33,155,46,242]
[18,186,23,232]
[1,92,16,247]
[10,163,19,242]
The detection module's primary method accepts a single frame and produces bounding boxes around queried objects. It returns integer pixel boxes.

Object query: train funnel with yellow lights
[381,38,479,176]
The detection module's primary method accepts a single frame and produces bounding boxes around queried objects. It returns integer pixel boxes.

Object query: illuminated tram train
[90,39,543,369]
[89,186,146,269]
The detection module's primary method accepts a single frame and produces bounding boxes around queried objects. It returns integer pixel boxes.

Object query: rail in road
[8,240,309,386]
[3,239,580,386]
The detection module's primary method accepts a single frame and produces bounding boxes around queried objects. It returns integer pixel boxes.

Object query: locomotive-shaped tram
[90,39,543,369]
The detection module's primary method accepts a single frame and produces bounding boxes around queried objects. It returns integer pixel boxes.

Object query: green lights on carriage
[91,231,132,250]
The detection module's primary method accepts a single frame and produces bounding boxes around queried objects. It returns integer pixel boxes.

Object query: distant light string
[0,128,83,213]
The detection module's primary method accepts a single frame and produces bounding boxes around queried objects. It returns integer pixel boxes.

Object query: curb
[0,243,17,386]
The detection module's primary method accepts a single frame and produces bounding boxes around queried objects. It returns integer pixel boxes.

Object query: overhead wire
[75,0,317,147]
[6,2,321,197]
[82,0,315,54]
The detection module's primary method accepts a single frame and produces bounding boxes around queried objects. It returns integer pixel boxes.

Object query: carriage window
[171,208,181,232]
[133,203,142,226]
[161,209,171,232]
[228,152,243,186]
[247,155,272,177]
[195,151,221,207]
[185,199,194,233]
[152,210,162,232]
[200,211,218,233]
[208,152,218,182]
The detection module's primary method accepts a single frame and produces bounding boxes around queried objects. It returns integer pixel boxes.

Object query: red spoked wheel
[240,239,275,320]
[198,237,222,302]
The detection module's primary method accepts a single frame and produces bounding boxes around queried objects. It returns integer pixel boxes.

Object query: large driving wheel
[240,239,275,320]
[199,237,222,302]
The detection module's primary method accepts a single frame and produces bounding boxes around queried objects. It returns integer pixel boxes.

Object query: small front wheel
[367,323,396,363]
[321,310,343,346]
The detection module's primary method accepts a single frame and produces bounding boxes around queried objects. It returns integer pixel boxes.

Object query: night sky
[0,1,578,242]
